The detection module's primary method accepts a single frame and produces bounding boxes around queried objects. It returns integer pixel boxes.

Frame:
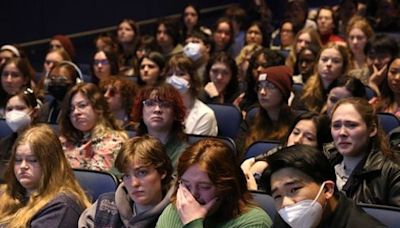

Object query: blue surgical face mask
[183,42,202,61]
[166,75,190,94]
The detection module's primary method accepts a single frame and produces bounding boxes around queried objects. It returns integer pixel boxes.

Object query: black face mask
[48,84,72,101]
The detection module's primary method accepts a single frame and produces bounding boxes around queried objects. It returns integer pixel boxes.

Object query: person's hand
[241,159,268,190]
[233,93,245,108]
[204,82,219,98]
[369,64,388,87]
[241,158,258,190]
[241,157,255,175]
[368,64,388,97]
[246,170,258,190]
[176,183,218,225]
[249,161,268,175]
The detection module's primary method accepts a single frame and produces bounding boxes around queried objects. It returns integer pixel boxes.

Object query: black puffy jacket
[323,143,400,207]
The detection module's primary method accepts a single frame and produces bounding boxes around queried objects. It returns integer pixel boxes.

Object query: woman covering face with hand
[156,139,272,227]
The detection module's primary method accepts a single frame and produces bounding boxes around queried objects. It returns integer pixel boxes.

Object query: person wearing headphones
[39,61,83,124]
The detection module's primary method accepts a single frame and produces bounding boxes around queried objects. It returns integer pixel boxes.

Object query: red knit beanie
[257,65,293,100]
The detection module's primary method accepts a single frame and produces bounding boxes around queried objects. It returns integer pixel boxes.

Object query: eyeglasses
[142,99,173,109]
[70,101,91,113]
[93,59,109,66]
[1,70,21,78]
[256,81,278,91]
[49,75,73,85]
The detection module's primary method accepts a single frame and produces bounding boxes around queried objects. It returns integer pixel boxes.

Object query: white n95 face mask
[278,182,326,228]
[183,42,202,61]
[166,75,190,94]
[6,110,32,132]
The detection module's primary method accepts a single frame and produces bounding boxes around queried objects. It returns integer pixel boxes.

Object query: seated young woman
[372,57,400,117]
[156,139,272,227]
[241,112,331,190]
[200,52,240,104]
[165,53,218,136]
[237,65,295,154]
[0,57,36,118]
[131,83,188,168]
[0,124,90,227]
[238,48,286,114]
[0,89,40,164]
[326,97,400,207]
[99,75,138,130]
[60,83,128,171]
[79,135,174,227]
[322,76,366,116]
[293,43,350,112]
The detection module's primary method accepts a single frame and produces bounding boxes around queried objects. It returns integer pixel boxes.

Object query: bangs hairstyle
[5,88,40,124]
[115,135,173,192]
[174,139,252,222]
[0,124,90,226]
[164,53,201,97]
[60,83,123,144]
[131,83,186,140]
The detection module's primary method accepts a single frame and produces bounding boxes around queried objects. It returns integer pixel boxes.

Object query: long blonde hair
[285,27,322,69]
[0,124,91,227]
[301,43,350,113]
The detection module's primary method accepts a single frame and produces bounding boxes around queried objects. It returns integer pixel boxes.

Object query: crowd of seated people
[0,1,400,226]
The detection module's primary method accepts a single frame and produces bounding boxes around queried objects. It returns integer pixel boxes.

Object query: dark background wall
[0,0,340,69]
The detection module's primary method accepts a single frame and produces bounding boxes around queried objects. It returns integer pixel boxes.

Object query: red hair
[131,83,186,140]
